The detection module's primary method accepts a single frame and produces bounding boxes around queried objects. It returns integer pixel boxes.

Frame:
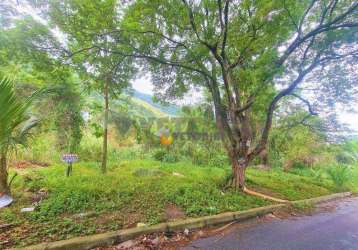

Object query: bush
[327,165,351,190]
[152,149,179,163]
[191,146,208,165]
[153,149,167,161]
[162,153,179,163]
[336,152,356,164]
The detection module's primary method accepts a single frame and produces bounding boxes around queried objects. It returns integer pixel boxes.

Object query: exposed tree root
[211,221,236,234]
[243,187,288,203]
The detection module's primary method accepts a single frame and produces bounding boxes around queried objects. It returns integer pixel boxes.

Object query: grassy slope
[0,161,354,248]
[131,98,168,117]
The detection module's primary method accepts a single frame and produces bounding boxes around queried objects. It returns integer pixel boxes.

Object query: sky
[132,76,153,95]
[7,0,358,133]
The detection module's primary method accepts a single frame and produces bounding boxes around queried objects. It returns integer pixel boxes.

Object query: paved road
[182,197,358,250]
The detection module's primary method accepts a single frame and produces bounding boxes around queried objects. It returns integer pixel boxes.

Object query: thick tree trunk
[0,153,9,195]
[101,81,109,174]
[259,148,270,167]
[230,154,247,190]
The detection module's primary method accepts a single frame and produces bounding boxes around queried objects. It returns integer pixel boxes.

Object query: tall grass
[327,164,351,191]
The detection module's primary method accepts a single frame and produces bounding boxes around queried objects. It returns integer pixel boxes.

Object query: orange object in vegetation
[160,135,174,145]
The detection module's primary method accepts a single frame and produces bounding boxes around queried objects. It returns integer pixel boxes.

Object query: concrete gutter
[15,192,351,250]
[291,192,351,205]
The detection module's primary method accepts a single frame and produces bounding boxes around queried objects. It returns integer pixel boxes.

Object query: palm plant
[0,77,39,195]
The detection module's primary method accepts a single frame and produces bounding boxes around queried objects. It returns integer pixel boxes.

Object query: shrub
[327,165,351,190]
[152,149,179,163]
[162,153,179,163]
[191,147,207,165]
[336,151,356,165]
[153,149,167,161]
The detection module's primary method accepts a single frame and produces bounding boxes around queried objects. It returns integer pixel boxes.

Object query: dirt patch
[120,210,147,229]
[164,204,185,221]
[11,160,50,169]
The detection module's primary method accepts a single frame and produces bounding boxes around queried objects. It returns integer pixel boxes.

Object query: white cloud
[132,75,153,95]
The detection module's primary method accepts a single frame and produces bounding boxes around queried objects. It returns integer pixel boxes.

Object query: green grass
[348,165,358,193]
[246,168,334,200]
[1,160,356,248]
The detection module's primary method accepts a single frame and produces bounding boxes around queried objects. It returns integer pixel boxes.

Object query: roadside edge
[14,192,351,250]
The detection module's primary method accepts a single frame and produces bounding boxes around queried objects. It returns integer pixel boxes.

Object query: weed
[327,164,351,190]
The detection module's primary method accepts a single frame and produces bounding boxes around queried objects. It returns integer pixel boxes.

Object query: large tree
[48,0,135,173]
[15,0,357,192]
[109,0,357,190]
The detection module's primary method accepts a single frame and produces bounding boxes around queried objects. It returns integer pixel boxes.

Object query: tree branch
[278,1,357,66]
[221,0,230,60]
[290,93,318,115]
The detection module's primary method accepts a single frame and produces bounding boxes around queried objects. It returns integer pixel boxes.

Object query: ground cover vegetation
[0,0,357,248]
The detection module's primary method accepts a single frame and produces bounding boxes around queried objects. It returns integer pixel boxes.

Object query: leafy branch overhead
[6,0,357,191]
[115,0,357,189]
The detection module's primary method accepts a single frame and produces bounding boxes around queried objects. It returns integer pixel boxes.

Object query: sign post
[61,154,78,177]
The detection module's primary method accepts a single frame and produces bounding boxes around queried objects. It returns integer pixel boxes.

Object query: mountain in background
[133,90,179,116]
[88,90,180,119]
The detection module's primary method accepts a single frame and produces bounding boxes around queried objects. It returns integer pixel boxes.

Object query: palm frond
[0,77,41,152]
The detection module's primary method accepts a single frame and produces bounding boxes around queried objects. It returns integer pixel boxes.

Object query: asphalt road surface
[182,197,358,250]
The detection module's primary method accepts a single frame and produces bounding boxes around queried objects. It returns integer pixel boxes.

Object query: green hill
[133,90,179,116]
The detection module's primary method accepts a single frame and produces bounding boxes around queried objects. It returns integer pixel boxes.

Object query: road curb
[291,192,351,205]
[14,192,351,250]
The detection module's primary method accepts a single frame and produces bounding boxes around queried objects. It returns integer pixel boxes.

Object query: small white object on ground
[265,213,277,219]
[115,239,136,249]
[21,207,35,212]
[136,222,147,227]
[172,172,184,177]
[184,228,190,235]
[0,194,13,208]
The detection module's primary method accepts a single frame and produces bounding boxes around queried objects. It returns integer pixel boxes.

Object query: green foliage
[208,154,229,168]
[167,184,268,216]
[327,165,351,190]
[269,118,326,168]
[152,148,179,163]
[5,158,358,248]
[108,146,147,162]
[335,151,356,165]
[162,152,179,163]
[52,81,84,153]
[177,140,227,167]
[0,76,40,153]
[310,168,325,182]
[152,149,167,161]
[78,133,102,162]
[246,168,333,200]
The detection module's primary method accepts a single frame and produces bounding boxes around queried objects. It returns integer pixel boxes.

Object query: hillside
[89,91,179,118]
[133,90,179,116]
